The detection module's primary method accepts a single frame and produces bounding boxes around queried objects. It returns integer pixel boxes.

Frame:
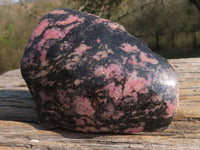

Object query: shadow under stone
[0,89,38,124]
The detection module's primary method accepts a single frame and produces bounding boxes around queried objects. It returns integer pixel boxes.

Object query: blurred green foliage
[0,0,200,74]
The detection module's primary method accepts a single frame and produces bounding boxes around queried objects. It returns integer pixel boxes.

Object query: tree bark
[193,30,197,48]
[155,31,160,51]
[189,0,200,11]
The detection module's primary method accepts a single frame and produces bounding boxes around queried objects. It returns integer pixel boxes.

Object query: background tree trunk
[155,31,160,51]
[193,30,197,48]
[189,0,200,11]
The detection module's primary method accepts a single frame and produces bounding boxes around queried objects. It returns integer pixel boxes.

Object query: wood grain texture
[0,57,200,150]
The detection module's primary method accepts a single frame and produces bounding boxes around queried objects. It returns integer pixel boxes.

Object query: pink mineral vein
[74,79,82,86]
[50,10,67,15]
[74,118,85,126]
[38,23,81,51]
[120,43,140,53]
[74,96,95,116]
[123,72,146,96]
[140,52,159,65]
[43,28,64,40]
[102,103,115,119]
[123,126,144,134]
[112,111,124,120]
[93,18,108,24]
[40,50,48,66]
[107,82,123,102]
[56,89,68,102]
[74,44,91,56]
[95,64,122,81]
[55,15,84,26]
[29,19,49,43]
[22,53,36,68]
[108,22,121,30]
[96,38,101,44]
[165,100,179,118]
[60,41,71,51]
[128,55,138,65]
[93,51,108,61]
[121,56,128,65]
[39,91,51,104]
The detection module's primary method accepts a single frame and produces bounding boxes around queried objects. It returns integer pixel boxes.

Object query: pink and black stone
[21,8,179,134]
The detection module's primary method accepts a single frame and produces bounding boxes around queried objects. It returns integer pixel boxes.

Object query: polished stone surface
[21,8,179,134]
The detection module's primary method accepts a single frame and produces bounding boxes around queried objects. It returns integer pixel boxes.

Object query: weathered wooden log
[0,57,200,149]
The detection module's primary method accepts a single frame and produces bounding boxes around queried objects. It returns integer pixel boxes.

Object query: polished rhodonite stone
[21,8,179,134]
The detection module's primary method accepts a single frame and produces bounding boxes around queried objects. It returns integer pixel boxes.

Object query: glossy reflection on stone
[21,8,179,134]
